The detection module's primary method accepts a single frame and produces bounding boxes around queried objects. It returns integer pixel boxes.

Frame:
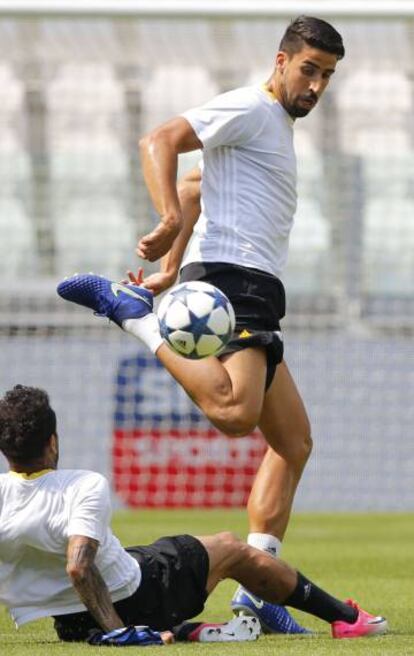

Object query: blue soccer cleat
[57,274,154,327]
[231,586,311,635]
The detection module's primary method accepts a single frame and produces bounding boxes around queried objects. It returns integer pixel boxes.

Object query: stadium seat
[0,198,37,276]
[0,65,36,277]
[0,63,24,113]
[47,64,134,278]
[48,63,128,182]
[338,70,411,156]
[364,152,414,197]
[363,197,414,295]
[54,196,136,279]
[284,197,331,294]
[142,65,218,129]
[362,151,414,295]
[284,138,331,294]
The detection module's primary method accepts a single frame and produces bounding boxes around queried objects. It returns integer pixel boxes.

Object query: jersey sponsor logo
[110,282,152,307]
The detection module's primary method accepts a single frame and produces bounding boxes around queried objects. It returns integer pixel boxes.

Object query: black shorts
[180,262,285,389]
[53,535,209,641]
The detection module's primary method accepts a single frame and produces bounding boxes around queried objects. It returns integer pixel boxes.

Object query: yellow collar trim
[261,84,295,125]
[261,83,278,102]
[9,469,54,480]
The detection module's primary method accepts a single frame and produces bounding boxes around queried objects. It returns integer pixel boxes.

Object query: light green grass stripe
[1,512,413,655]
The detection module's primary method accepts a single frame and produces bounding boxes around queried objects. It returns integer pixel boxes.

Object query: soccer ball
[157,281,236,359]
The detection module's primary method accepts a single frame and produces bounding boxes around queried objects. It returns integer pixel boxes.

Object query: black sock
[284,572,358,624]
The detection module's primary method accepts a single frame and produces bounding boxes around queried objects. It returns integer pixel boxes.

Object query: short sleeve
[67,473,111,544]
[182,87,263,149]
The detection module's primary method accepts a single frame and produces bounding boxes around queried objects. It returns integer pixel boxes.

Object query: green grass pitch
[1,511,413,655]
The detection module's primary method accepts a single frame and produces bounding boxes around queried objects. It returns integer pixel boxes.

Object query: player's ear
[50,433,58,456]
[276,51,288,73]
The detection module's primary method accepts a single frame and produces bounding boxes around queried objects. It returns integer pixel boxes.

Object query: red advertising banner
[112,356,266,507]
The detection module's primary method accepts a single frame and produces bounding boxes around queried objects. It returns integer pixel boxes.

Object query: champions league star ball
[157,281,236,359]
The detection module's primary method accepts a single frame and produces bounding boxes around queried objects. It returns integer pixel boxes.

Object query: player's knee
[303,431,313,459]
[211,531,243,562]
[215,530,241,548]
[223,420,258,438]
[296,429,313,467]
[213,531,249,575]
[280,423,313,467]
[208,408,259,437]
[285,429,313,473]
[223,541,269,581]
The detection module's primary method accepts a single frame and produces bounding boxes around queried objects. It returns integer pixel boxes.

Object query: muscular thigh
[195,532,247,593]
[220,347,267,419]
[181,262,285,391]
[259,360,310,455]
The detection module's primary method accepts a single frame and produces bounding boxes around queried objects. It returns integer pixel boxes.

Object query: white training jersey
[0,469,141,626]
[181,85,297,279]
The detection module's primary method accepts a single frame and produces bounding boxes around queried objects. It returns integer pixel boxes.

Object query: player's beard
[280,83,318,118]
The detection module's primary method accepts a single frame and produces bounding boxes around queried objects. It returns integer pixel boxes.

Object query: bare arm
[135,166,201,295]
[137,117,202,262]
[162,165,201,275]
[127,166,201,294]
[66,535,124,633]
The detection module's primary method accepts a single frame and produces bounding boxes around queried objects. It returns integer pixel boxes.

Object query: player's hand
[121,269,176,296]
[121,268,144,286]
[87,625,165,646]
[140,271,177,296]
[136,218,181,262]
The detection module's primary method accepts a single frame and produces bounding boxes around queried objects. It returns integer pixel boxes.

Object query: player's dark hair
[280,16,345,60]
[0,385,56,463]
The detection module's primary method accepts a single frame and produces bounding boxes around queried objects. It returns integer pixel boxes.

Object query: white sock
[122,315,164,354]
[247,532,282,559]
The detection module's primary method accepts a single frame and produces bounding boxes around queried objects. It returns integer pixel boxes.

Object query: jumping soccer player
[60,15,347,633]
[0,385,387,643]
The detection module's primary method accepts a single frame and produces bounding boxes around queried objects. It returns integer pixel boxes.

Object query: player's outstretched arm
[137,117,202,262]
[135,166,201,295]
[66,534,124,633]
[66,535,169,645]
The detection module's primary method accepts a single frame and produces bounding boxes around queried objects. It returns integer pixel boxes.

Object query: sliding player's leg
[232,359,312,633]
[199,532,387,638]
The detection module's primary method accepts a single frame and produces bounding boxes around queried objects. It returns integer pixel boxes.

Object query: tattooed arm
[66,534,124,632]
